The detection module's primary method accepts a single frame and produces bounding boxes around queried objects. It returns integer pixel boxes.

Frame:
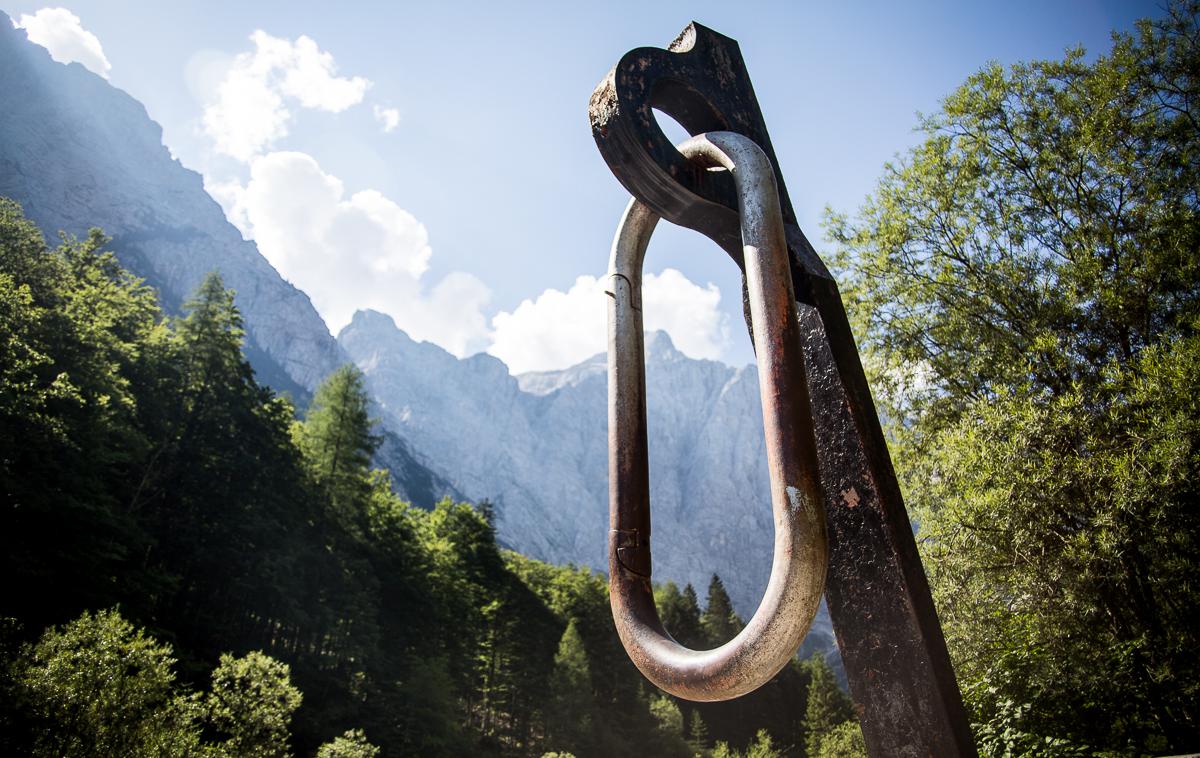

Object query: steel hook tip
[605,132,828,702]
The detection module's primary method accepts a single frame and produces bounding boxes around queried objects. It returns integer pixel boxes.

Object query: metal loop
[605,131,828,702]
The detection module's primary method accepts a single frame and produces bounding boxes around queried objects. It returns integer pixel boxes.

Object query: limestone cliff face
[0,15,458,507]
[341,310,835,644]
[0,15,831,644]
[0,13,338,395]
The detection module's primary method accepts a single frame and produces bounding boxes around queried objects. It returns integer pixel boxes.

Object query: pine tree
[656,581,705,649]
[546,618,593,751]
[300,365,378,511]
[687,710,710,753]
[803,655,854,757]
[701,575,742,646]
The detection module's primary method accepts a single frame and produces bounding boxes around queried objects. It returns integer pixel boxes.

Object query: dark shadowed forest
[0,199,857,756]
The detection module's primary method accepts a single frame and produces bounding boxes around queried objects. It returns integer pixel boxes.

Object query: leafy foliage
[826,3,1200,753]
[9,609,201,758]
[205,651,303,757]
[803,656,853,757]
[316,729,381,758]
[2,196,850,755]
[810,721,866,758]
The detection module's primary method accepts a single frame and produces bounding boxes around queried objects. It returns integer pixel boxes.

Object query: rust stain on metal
[842,486,861,509]
[591,21,978,757]
[606,133,827,703]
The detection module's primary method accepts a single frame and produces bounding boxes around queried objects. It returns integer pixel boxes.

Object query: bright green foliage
[701,575,742,646]
[205,651,302,757]
[812,720,866,758]
[744,729,782,758]
[648,694,691,757]
[0,200,166,627]
[712,729,782,758]
[650,693,684,735]
[656,581,706,649]
[0,197,820,756]
[687,710,711,753]
[298,364,379,525]
[803,655,854,757]
[547,618,593,749]
[824,4,1200,753]
[12,609,201,757]
[315,729,380,758]
[917,335,1200,754]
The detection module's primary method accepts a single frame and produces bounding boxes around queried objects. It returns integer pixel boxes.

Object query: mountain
[0,13,455,506]
[341,309,835,644]
[0,16,832,648]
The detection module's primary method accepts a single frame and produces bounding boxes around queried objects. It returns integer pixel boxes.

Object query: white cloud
[488,276,607,374]
[17,8,111,79]
[203,31,370,162]
[210,151,491,356]
[641,268,730,361]
[488,269,730,374]
[373,104,400,133]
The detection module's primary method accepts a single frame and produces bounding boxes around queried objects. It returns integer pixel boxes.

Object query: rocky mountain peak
[643,329,681,361]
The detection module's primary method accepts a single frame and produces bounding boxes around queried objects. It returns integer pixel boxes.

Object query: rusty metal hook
[606,131,828,702]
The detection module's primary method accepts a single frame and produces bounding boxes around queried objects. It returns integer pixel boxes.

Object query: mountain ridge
[340,308,836,647]
[0,18,833,649]
[0,15,457,507]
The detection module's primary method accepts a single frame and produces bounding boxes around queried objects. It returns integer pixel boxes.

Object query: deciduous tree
[825,3,1200,752]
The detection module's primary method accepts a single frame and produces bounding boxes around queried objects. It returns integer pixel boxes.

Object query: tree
[0,201,167,628]
[647,695,690,757]
[687,710,710,754]
[824,4,1200,753]
[204,651,302,758]
[812,721,866,758]
[656,582,705,649]
[316,730,380,758]
[701,575,742,646]
[546,618,593,751]
[803,655,854,757]
[298,364,380,526]
[711,729,782,758]
[10,609,201,757]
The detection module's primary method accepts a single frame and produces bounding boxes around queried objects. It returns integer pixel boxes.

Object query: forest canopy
[0,197,854,756]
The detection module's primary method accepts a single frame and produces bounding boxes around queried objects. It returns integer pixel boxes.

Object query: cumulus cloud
[373,104,400,133]
[488,269,730,374]
[17,7,111,78]
[203,31,370,161]
[211,151,491,355]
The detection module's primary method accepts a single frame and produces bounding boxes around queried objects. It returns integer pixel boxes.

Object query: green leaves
[826,4,1200,752]
[205,652,302,758]
[13,609,200,758]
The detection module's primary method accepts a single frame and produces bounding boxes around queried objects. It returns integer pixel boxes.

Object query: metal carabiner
[606,131,828,702]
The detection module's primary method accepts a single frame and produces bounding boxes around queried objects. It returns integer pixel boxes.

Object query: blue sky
[7,1,1164,371]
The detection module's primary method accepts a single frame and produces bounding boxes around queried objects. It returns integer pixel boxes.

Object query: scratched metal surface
[591,22,978,757]
[606,133,827,702]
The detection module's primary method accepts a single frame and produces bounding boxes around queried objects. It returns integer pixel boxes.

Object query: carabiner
[606,131,828,702]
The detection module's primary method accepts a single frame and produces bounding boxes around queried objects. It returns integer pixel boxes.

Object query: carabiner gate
[606,131,828,702]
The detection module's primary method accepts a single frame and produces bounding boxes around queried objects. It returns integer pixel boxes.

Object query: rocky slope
[341,309,835,645]
[0,14,455,506]
[0,16,832,647]
[0,13,337,395]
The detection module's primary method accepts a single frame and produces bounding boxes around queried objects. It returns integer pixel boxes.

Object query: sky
[6,1,1166,373]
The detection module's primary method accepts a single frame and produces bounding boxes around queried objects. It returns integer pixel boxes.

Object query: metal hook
[606,131,828,702]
